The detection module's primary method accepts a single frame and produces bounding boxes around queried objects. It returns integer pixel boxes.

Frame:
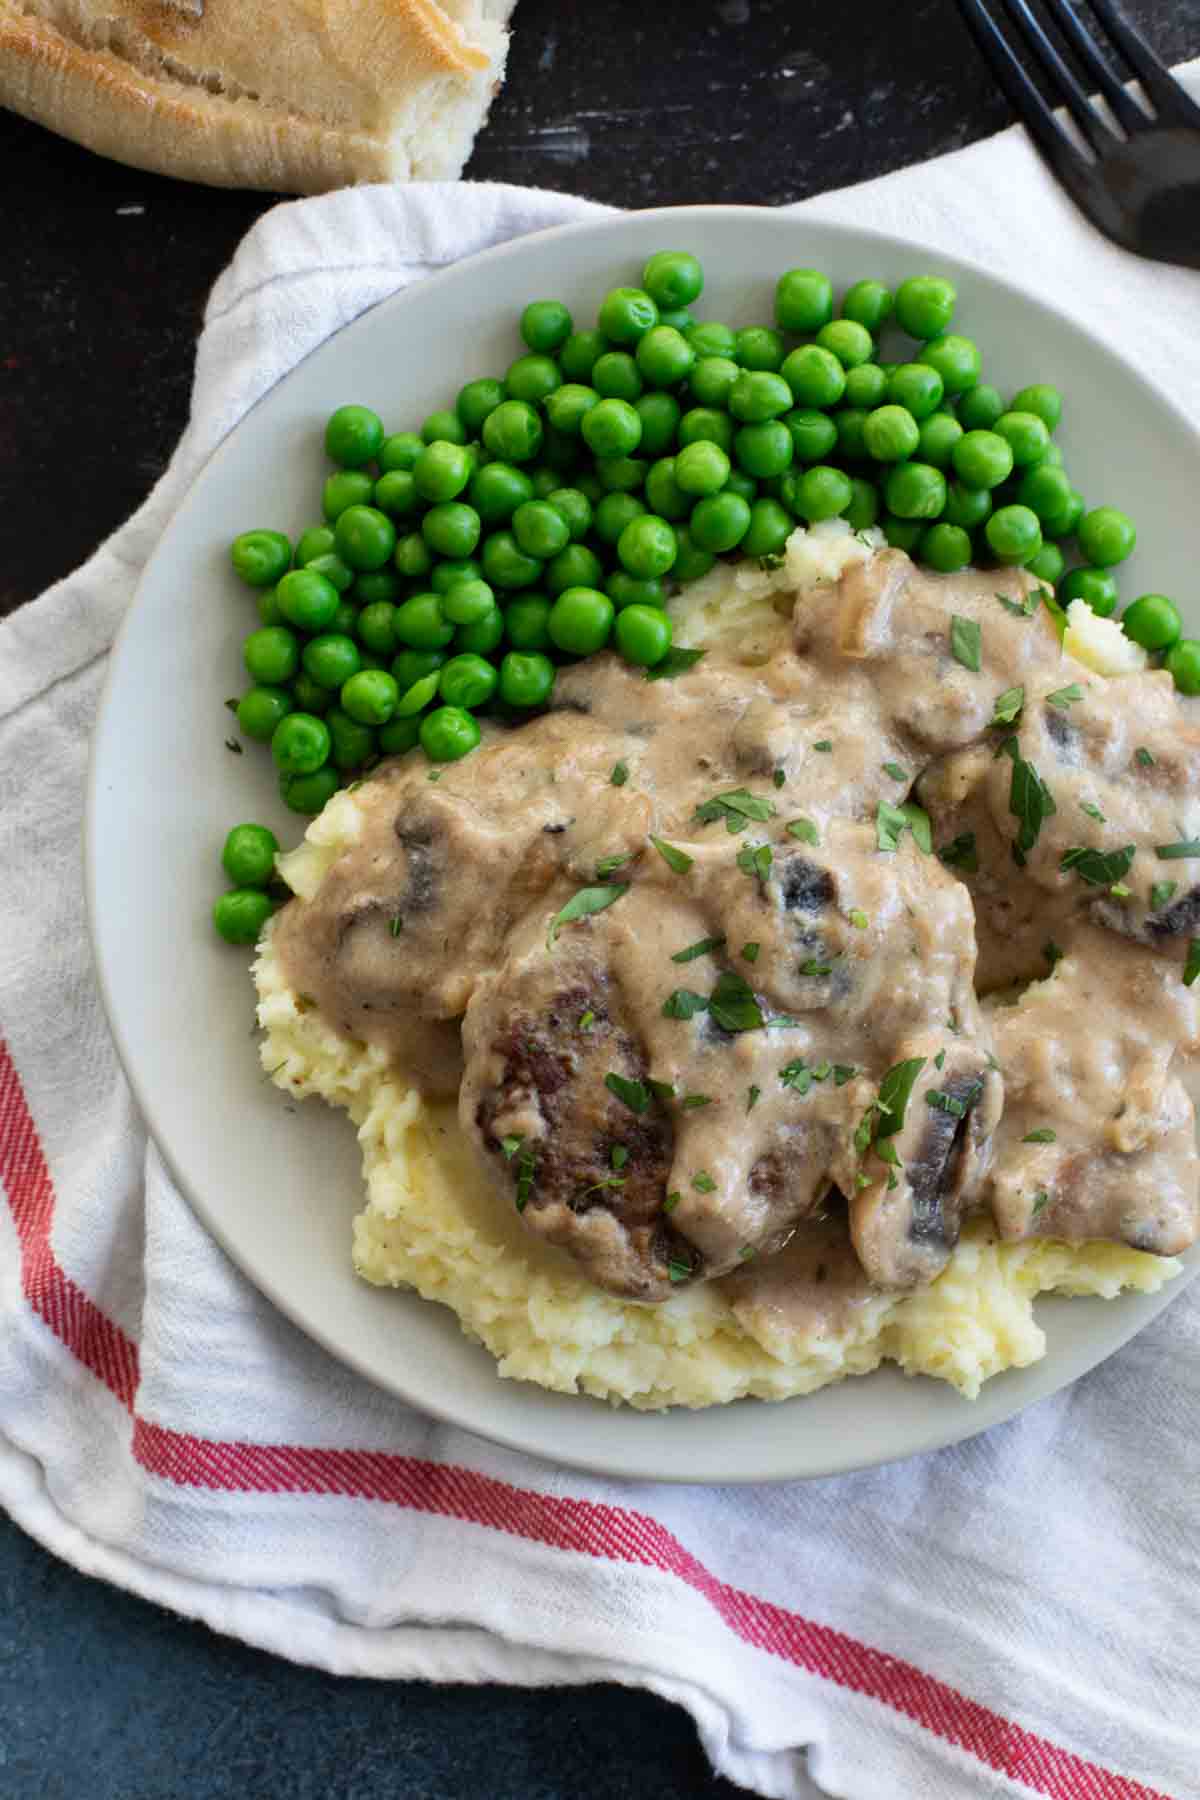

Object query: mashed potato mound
[254,529,1179,1411]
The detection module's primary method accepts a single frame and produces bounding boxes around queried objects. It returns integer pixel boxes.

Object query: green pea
[545,543,604,595]
[304,552,355,595]
[884,462,947,521]
[864,405,920,464]
[994,411,1050,468]
[502,593,551,650]
[610,603,669,668]
[787,466,852,524]
[255,589,283,626]
[394,532,433,580]
[324,404,384,468]
[1122,594,1181,652]
[491,648,554,710]
[1038,444,1065,469]
[292,671,334,714]
[598,286,658,343]
[505,353,561,408]
[437,577,495,626]
[420,705,481,762]
[642,250,704,311]
[916,413,963,470]
[606,571,665,610]
[378,432,424,474]
[816,319,874,369]
[943,482,992,531]
[834,409,869,460]
[677,407,733,454]
[243,625,300,685]
[1047,490,1086,541]
[1077,506,1136,568]
[421,409,468,447]
[644,457,689,521]
[581,398,642,460]
[221,823,279,888]
[741,496,794,558]
[470,461,534,525]
[455,607,505,655]
[985,504,1043,564]
[323,469,374,521]
[213,888,274,946]
[334,505,397,573]
[685,321,736,360]
[231,529,291,588]
[918,334,980,395]
[592,351,643,402]
[920,522,972,573]
[272,712,331,775]
[354,569,402,607]
[373,470,420,519]
[894,275,956,339]
[735,420,793,480]
[839,479,876,535]
[1010,384,1062,431]
[414,441,471,503]
[957,385,1004,432]
[1016,463,1073,525]
[688,355,740,410]
[634,392,682,457]
[887,363,944,420]
[521,299,573,354]
[1165,639,1200,695]
[775,268,834,333]
[595,456,647,494]
[280,766,341,815]
[421,502,481,561]
[675,440,731,497]
[542,383,598,436]
[780,345,845,410]
[303,632,361,689]
[271,570,334,633]
[883,515,925,553]
[482,399,543,464]
[843,363,887,410]
[436,653,497,710]
[636,325,695,388]
[671,523,717,584]
[340,669,399,726]
[236,685,292,742]
[481,530,543,591]
[594,491,645,545]
[394,592,455,650]
[784,409,838,464]
[618,514,677,579]
[734,327,786,372]
[952,430,1014,490]
[355,602,398,656]
[541,427,582,477]
[548,586,614,655]
[456,377,505,435]
[1059,567,1118,616]
[331,600,359,638]
[690,490,752,550]
[391,648,447,691]
[430,558,482,594]
[1025,543,1065,586]
[295,526,336,567]
[840,279,893,334]
[377,714,422,756]
[559,329,606,381]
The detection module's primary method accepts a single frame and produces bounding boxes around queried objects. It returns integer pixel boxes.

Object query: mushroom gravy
[275,550,1200,1315]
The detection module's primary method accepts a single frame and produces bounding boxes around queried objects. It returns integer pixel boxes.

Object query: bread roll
[0,0,516,192]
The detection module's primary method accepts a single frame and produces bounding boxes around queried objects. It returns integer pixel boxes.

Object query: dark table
[1,2,1195,1794]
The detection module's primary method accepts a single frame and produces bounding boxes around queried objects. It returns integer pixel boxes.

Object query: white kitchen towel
[3,79,1200,1800]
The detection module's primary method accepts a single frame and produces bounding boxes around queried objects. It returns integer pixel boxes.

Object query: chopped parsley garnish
[933,1050,946,1071]
[925,1088,968,1118]
[1059,844,1136,886]
[650,835,694,873]
[848,909,869,930]
[692,1171,717,1193]
[833,1064,857,1086]
[1044,940,1064,969]
[647,1078,675,1102]
[389,915,404,937]
[875,1057,927,1140]
[738,1245,755,1262]
[547,883,628,948]
[736,842,773,881]
[877,800,931,854]
[1080,802,1106,823]
[1031,1190,1051,1219]
[986,1051,1002,1072]
[610,760,629,786]
[662,988,708,1020]
[786,816,819,845]
[1135,747,1156,768]
[812,739,833,753]
[668,1257,693,1283]
[938,831,979,874]
[991,685,1025,727]
[800,957,835,977]
[645,647,706,680]
[681,1093,714,1110]
[747,1085,761,1111]
[902,802,932,855]
[1155,840,1200,860]
[1150,881,1178,912]
[1002,736,1056,862]
[758,553,785,571]
[811,1060,833,1082]
[995,589,1041,618]
[578,1010,596,1031]
[780,1060,812,1095]
[514,1149,536,1213]
[883,762,908,782]
[1110,882,1131,900]
[1022,1128,1056,1144]
[1185,941,1200,988]
[694,787,776,832]
[427,770,443,782]
[950,614,982,672]
[773,768,786,789]
[671,935,725,964]
[604,1073,650,1115]
[500,1135,524,1159]
[595,852,634,877]
[663,1192,681,1213]
[742,941,761,963]
[708,970,766,1032]
[1046,683,1083,709]
[224,737,243,754]
[611,1145,629,1170]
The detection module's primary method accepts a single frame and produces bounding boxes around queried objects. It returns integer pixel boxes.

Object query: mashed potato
[255,529,1179,1410]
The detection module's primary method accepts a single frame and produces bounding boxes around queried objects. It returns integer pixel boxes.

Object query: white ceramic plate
[87,206,1200,1483]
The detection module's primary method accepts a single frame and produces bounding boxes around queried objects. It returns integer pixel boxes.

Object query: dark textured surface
[1,3,1198,1795]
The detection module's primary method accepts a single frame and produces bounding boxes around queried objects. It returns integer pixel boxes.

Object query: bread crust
[0,0,514,191]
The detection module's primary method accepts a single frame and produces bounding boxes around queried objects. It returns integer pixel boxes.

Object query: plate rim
[85,201,1200,1484]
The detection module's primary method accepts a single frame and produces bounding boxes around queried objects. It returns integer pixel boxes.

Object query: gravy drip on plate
[275,550,1200,1315]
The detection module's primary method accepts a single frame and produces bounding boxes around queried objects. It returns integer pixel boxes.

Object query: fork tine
[1084,0,1200,127]
[1037,0,1151,133]
[957,0,1085,179]
[1001,0,1117,155]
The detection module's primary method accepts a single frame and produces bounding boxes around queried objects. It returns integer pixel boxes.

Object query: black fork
[957,0,1200,269]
